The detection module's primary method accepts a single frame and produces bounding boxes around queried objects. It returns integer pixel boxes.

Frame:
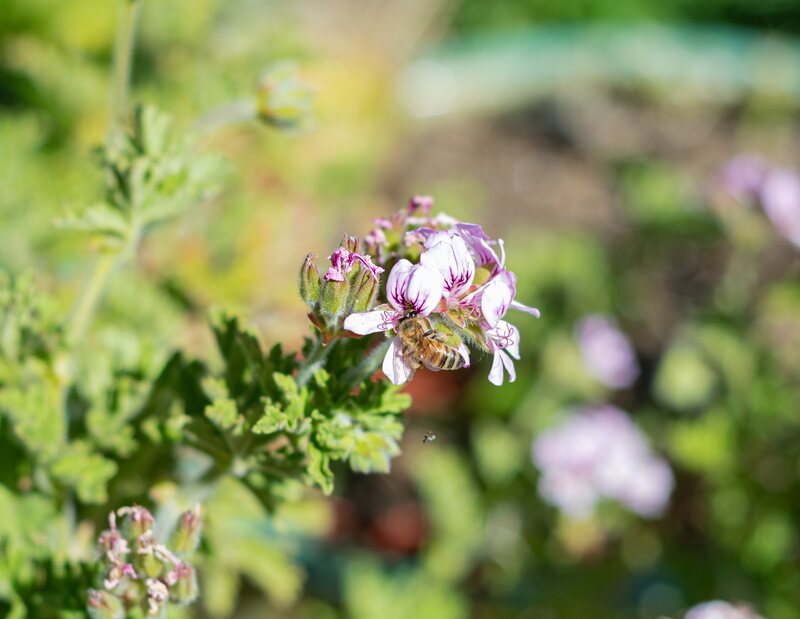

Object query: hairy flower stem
[342,338,391,389]
[108,0,143,147]
[66,253,117,345]
[296,337,337,387]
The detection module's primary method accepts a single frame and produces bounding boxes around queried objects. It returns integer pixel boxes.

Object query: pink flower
[146,578,169,615]
[759,168,800,248]
[531,406,674,518]
[324,246,384,282]
[486,320,520,386]
[344,259,445,384]
[718,155,768,203]
[575,315,640,389]
[685,601,764,619]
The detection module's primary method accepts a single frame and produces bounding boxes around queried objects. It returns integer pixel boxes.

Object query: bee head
[402,310,418,320]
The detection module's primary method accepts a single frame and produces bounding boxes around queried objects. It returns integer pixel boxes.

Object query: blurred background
[3,0,800,617]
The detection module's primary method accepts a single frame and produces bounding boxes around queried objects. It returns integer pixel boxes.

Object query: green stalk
[108,0,143,147]
[296,337,337,387]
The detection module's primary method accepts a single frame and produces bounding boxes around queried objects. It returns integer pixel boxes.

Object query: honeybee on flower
[301,196,540,386]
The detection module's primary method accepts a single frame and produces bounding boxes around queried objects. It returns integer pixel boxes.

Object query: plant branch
[296,337,336,387]
[108,0,143,147]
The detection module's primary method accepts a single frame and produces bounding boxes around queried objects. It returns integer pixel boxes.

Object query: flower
[90,504,203,617]
[341,196,540,386]
[685,601,765,619]
[575,315,640,389]
[324,246,384,282]
[146,578,170,615]
[344,259,446,384]
[419,232,475,298]
[531,405,674,518]
[759,167,800,248]
[486,320,520,386]
[718,155,768,203]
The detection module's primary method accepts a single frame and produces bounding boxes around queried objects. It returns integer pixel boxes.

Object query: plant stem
[342,338,390,388]
[66,253,118,345]
[108,0,143,146]
[296,337,336,387]
[192,99,258,136]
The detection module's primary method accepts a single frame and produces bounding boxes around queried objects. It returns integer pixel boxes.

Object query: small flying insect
[422,431,437,444]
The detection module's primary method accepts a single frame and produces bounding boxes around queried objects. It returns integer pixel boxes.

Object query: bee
[396,311,467,372]
[422,431,437,444]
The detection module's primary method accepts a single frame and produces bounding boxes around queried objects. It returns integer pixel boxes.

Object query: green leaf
[49,441,117,504]
[305,442,333,495]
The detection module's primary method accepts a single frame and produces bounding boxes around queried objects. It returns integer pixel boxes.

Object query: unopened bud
[341,235,359,253]
[170,504,202,556]
[117,505,154,539]
[319,278,349,326]
[345,265,378,314]
[87,589,124,619]
[255,62,314,130]
[168,562,199,605]
[299,254,321,307]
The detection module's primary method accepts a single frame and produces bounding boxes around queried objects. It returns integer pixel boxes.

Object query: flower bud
[319,278,350,326]
[170,504,202,556]
[146,578,170,616]
[168,562,199,605]
[87,589,124,619]
[255,62,314,130]
[299,253,321,308]
[345,264,378,314]
[341,235,359,253]
[117,505,154,539]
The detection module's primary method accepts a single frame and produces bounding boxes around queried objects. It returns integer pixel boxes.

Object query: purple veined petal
[488,351,505,386]
[382,337,415,385]
[420,235,476,298]
[510,300,541,319]
[386,259,415,311]
[400,263,445,316]
[407,265,445,315]
[343,309,395,335]
[480,271,515,327]
[487,320,521,358]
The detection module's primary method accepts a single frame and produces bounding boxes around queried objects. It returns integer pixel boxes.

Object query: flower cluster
[311,195,542,385]
[575,315,640,389]
[684,601,765,619]
[88,504,201,618]
[531,405,674,518]
[718,155,800,248]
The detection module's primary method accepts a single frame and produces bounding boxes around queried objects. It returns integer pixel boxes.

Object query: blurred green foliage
[3,0,800,618]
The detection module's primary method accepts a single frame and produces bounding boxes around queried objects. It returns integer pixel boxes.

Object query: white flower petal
[386,259,414,311]
[404,264,444,316]
[343,310,392,335]
[499,350,517,383]
[420,235,475,298]
[510,300,541,318]
[382,338,415,385]
[488,351,505,386]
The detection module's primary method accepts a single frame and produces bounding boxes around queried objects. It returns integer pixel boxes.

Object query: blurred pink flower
[576,315,640,389]
[531,405,674,518]
[685,601,764,619]
[759,168,800,248]
[718,155,768,202]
